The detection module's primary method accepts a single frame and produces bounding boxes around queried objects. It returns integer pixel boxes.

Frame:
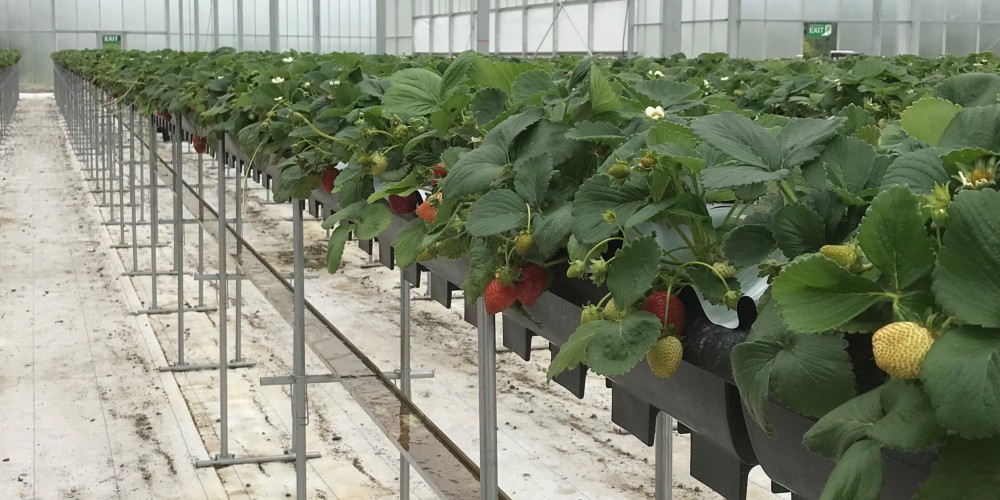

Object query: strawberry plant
[54,47,1000,497]
[0,50,20,69]
[732,84,1000,498]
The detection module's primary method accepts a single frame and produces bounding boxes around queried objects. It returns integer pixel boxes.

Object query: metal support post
[291,200,308,500]
[269,0,280,51]
[234,156,247,361]
[399,271,413,500]
[476,0,490,54]
[130,107,140,272]
[171,125,188,367]
[142,117,161,311]
[216,137,233,460]
[312,0,322,53]
[476,298,499,500]
[117,104,126,242]
[197,149,206,307]
[655,412,674,500]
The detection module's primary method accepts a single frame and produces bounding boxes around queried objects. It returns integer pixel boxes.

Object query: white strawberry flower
[271,76,285,84]
[282,56,294,63]
[720,76,730,81]
[274,96,284,102]
[331,80,341,86]
[303,81,311,88]
[645,106,665,120]
[470,135,484,143]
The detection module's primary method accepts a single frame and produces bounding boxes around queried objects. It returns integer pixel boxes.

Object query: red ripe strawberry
[192,135,208,154]
[431,162,448,187]
[387,192,421,215]
[516,263,548,307]
[321,168,340,193]
[432,162,448,178]
[415,192,442,223]
[642,291,686,335]
[485,279,519,315]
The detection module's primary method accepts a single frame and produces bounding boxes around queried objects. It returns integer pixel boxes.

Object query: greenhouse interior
[1,0,999,499]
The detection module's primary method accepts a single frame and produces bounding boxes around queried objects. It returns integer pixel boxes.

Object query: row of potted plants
[54,47,1000,499]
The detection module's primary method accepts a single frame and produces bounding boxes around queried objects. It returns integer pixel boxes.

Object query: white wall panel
[525,7,553,54]
[593,1,628,53]
[556,4,588,52]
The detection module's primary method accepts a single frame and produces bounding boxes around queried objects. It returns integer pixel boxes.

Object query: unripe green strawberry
[723,290,741,311]
[566,260,586,279]
[514,231,534,256]
[712,261,737,279]
[580,304,603,324]
[417,247,437,261]
[647,336,683,378]
[603,299,631,321]
[872,322,934,380]
[608,162,630,179]
[640,155,657,170]
[820,245,859,268]
[370,152,389,177]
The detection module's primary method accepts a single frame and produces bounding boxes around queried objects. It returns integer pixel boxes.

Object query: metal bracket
[159,360,256,373]
[134,305,218,315]
[194,451,321,469]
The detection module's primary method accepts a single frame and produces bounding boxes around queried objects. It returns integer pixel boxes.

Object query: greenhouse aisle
[0,94,227,499]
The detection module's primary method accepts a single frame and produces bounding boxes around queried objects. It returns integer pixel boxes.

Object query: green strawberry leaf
[921,325,1000,439]
[571,175,646,245]
[547,320,596,380]
[935,72,1000,107]
[585,312,661,376]
[915,436,1000,500]
[462,238,496,301]
[565,120,626,147]
[934,189,1000,328]
[588,65,622,116]
[512,152,554,206]
[466,189,528,237]
[325,225,352,273]
[353,203,393,240]
[691,112,782,170]
[868,380,944,452]
[858,187,935,304]
[606,237,661,308]
[804,387,883,460]
[900,97,963,146]
[382,68,444,116]
[778,117,845,168]
[938,104,1000,151]
[722,224,777,268]
[392,218,429,269]
[733,296,855,433]
[818,440,884,500]
[880,147,950,195]
[700,166,789,191]
[771,203,827,259]
[772,254,887,333]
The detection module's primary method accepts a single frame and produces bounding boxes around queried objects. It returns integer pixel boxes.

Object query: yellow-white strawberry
[820,244,860,268]
[647,336,683,378]
[871,321,934,380]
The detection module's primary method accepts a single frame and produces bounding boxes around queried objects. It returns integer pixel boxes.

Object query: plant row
[54,47,1000,498]
[0,50,19,70]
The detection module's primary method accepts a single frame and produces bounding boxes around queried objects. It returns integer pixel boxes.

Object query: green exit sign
[807,24,833,38]
[103,34,122,50]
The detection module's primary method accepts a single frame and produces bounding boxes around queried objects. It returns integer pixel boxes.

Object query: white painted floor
[0,95,227,498]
